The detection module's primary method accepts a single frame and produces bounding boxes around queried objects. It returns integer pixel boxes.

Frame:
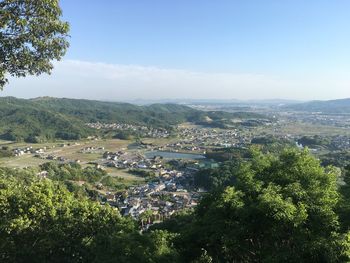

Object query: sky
[2,0,350,101]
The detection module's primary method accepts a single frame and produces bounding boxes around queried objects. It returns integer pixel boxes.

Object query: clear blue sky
[3,0,350,100]
[61,0,350,73]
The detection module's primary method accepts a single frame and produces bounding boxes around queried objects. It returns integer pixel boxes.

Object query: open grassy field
[100,168,146,190]
[0,138,131,152]
[104,167,145,182]
[178,122,207,129]
[141,137,179,146]
[0,138,147,187]
[0,139,13,145]
[0,138,132,167]
[0,155,48,169]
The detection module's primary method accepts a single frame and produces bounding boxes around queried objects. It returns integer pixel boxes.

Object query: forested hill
[284,98,350,113]
[0,97,267,142]
[29,97,200,125]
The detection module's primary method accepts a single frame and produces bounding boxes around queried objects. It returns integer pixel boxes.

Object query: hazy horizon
[2,92,350,104]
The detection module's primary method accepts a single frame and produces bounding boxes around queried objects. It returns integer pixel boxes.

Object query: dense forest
[2,148,350,262]
[0,97,267,142]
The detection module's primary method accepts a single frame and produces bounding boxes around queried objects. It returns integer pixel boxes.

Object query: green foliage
[320,150,350,168]
[251,135,294,147]
[100,176,128,191]
[178,149,350,262]
[114,130,133,140]
[251,136,297,154]
[0,97,91,142]
[0,170,123,262]
[193,111,269,128]
[4,148,349,262]
[0,168,179,262]
[0,0,69,88]
[194,162,238,191]
[64,180,90,198]
[298,135,331,148]
[149,210,194,234]
[337,165,350,231]
[192,249,213,263]
[129,169,156,179]
[0,146,12,158]
[205,147,252,162]
[40,162,107,183]
[32,98,197,127]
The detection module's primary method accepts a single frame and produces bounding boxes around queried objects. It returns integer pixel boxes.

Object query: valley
[1,97,350,229]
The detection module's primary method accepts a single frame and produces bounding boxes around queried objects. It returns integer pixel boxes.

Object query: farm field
[0,138,148,185]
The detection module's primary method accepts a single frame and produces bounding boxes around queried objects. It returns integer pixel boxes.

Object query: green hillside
[30,97,199,126]
[0,97,268,142]
[0,97,91,142]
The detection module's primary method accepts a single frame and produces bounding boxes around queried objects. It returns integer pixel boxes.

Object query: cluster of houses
[13,146,45,157]
[153,127,251,152]
[34,153,82,164]
[280,111,350,128]
[86,122,170,138]
[79,146,105,153]
[306,114,350,128]
[104,168,201,225]
[14,142,82,158]
[103,150,162,169]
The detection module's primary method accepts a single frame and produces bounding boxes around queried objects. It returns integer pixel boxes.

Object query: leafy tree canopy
[0,168,179,263]
[178,149,350,262]
[0,0,69,88]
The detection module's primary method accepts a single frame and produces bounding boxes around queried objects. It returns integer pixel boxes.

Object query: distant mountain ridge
[0,97,266,142]
[283,98,350,113]
[125,98,302,106]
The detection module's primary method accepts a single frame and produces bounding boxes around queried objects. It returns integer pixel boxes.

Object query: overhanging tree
[0,0,69,89]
